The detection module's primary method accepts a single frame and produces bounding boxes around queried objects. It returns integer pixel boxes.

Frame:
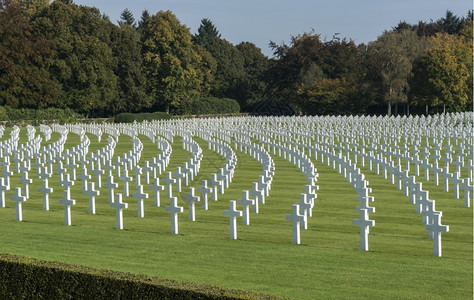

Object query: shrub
[0,254,280,299]
[181,97,240,115]
[0,106,82,123]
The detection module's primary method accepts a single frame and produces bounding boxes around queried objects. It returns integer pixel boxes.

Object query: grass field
[0,125,472,299]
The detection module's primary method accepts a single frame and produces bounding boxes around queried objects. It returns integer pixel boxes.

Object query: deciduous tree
[141,10,202,113]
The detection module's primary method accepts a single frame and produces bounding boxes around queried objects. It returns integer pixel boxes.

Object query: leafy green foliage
[0,0,58,109]
[366,30,427,115]
[109,23,149,116]
[0,3,471,117]
[410,33,471,113]
[33,1,118,116]
[180,97,240,115]
[141,10,203,113]
[0,106,82,122]
[0,254,277,299]
[205,38,246,101]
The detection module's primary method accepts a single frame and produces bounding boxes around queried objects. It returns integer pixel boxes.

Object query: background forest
[0,0,472,118]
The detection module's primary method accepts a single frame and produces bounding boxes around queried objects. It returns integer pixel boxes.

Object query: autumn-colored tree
[410,32,471,114]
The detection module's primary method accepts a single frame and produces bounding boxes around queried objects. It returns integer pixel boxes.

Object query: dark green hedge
[0,106,82,123]
[0,254,283,299]
[181,97,240,115]
[115,112,172,123]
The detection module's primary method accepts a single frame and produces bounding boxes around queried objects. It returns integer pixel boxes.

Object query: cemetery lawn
[0,128,472,299]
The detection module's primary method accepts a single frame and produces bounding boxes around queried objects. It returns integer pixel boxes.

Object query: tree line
[0,0,472,117]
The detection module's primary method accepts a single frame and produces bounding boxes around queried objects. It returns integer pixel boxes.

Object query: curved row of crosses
[0,113,471,257]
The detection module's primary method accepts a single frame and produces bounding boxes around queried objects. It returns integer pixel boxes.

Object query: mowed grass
[0,127,472,299]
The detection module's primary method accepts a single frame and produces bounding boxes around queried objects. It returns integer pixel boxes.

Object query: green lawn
[0,126,471,299]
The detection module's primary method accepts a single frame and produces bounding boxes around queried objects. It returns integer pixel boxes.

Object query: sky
[73,0,472,57]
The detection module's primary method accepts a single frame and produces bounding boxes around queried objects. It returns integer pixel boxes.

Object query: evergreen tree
[137,9,150,32]
[192,18,221,47]
[119,8,135,27]
[441,10,462,34]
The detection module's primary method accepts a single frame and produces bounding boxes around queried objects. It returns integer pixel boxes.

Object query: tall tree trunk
[394,103,398,116]
[387,101,391,116]
[407,104,410,115]
[443,104,446,115]
[425,104,428,115]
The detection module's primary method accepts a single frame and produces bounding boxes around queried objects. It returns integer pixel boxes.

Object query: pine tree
[119,8,135,27]
[192,18,221,47]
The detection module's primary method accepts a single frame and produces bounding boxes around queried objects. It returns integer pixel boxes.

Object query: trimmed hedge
[0,106,82,123]
[182,97,240,115]
[115,112,172,123]
[0,254,284,299]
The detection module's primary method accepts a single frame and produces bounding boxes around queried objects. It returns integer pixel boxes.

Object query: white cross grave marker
[111,193,128,230]
[224,200,242,240]
[237,190,254,225]
[165,197,183,234]
[286,203,306,245]
[183,187,200,221]
[197,180,211,210]
[353,208,375,251]
[162,171,176,199]
[11,187,26,221]
[84,181,99,214]
[59,186,76,226]
[132,184,148,218]
[38,178,53,210]
[425,212,449,257]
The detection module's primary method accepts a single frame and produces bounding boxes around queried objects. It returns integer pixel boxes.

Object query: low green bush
[116,112,172,123]
[181,97,240,115]
[0,106,82,123]
[0,254,281,299]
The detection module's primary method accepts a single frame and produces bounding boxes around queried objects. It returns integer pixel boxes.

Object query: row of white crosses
[258,137,319,245]
[210,115,456,255]
[253,114,459,256]
[1,115,467,253]
[224,138,274,239]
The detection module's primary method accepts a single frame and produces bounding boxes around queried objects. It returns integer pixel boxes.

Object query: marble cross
[38,178,53,211]
[84,181,99,214]
[149,177,164,207]
[182,187,200,221]
[224,200,242,240]
[237,190,254,225]
[111,193,128,230]
[165,197,183,234]
[132,184,148,218]
[196,180,211,210]
[286,203,306,245]
[10,187,26,221]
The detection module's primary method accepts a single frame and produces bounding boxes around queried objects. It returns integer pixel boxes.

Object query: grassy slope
[0,127,471,299]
